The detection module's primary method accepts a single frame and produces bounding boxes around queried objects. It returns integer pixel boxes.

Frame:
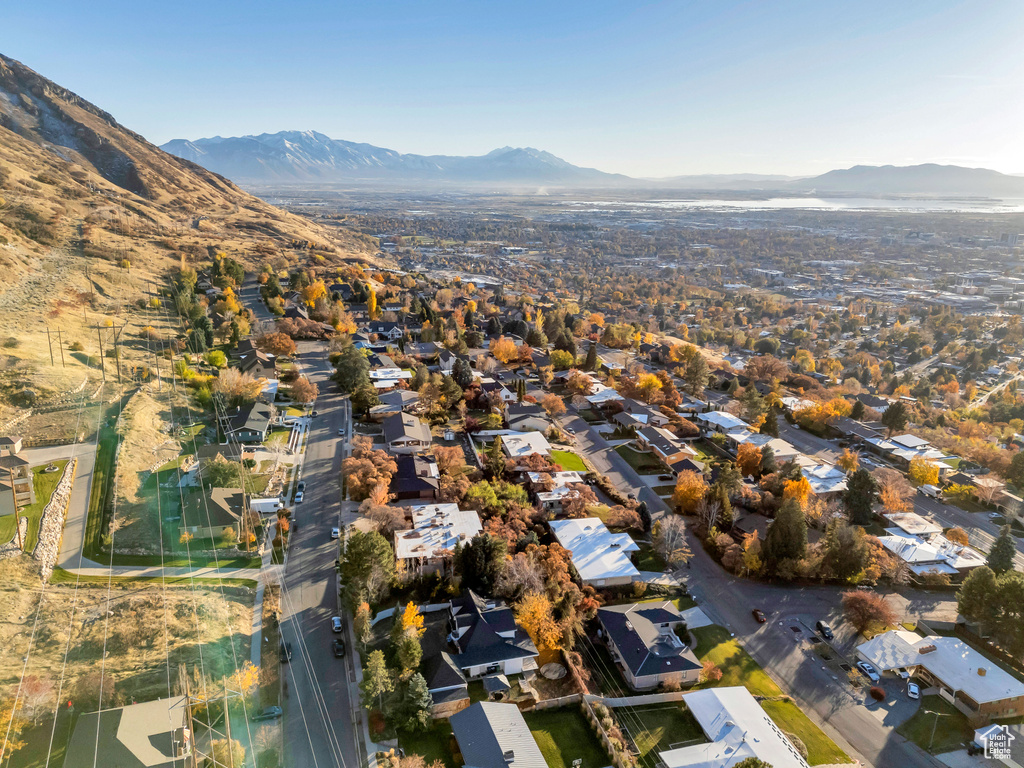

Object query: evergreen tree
[843,468,877,526]
[454,533,508,596]
[334,345,370,393]
[1007,451,1024,488]
[881,401,909,436]
[486,436,506,479]
[741,386,766,423]
[350,383,380,415]
[850,399,866,420]
[987,525,1017,574]
[957,565,998,628]
[360,650,394,711]
[715,483,733,528]
[760,409,779,437]
[725,377,740,396]
[584,342,598,371]
[759,445,777,475]
[526,327,547,347]
[762,498,807,571]
[554,329,577,357]
[685,353,710,399]
[395,672,433,732]
[486,316,502,336]
[452,358,474,389]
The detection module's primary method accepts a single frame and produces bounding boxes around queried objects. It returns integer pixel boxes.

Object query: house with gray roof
[382,412,432,454]
[450,702,546,768]
[447,591,539,678]
[599,601,701,690]
[62,696,191,768]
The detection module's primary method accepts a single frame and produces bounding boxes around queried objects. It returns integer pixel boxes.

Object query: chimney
[503,749,515,763]
[978,667,987,677]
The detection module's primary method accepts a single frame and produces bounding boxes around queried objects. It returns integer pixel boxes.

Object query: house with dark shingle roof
[61,696,191,768]
[382,412,432,454]
[237,349,276,378]
[598,601,701,690]
[447,591,539,678]
[389,454,440,500]
[179,488,245,541]
[220,402,274,443]
[450,702,546,768]
[423,651,470,718]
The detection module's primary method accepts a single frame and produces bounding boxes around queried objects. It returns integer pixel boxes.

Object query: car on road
[279,641,292,663]
[816,621,834,640]
[627,493,636,501]
[658,474,674,481]
[312,410,319,417]
[907,682,920,699]
[566,427,575,435]
[331,616,344,633]
[331,527,340,539]
[332,639,346,658]
[251,706,283,722]
[988,512,1003,520]
[752,609,767,623]
[294,491,304,503]
[857,661,880,683]
[297,480,306,492]
[338,428,345,435]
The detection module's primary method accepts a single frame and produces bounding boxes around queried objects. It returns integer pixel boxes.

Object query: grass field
[896,695,973,754]
[398,721,457,768]
[551,449,587,472]
[632,542,667,572]
[0,460,69,550]
[761,699,850,765]
[626,704,706,767]
[691,624,783,697]
[615,445,664,474]
[524,707,609,768]
[83,423,119,558]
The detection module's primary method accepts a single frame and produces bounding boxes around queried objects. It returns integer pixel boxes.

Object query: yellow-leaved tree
[515,592,562,651]
[672,470,708,514]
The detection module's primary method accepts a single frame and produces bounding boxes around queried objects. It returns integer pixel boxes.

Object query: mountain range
[161,131,1024,196]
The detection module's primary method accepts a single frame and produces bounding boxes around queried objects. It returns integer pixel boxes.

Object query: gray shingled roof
[450,702,546,768]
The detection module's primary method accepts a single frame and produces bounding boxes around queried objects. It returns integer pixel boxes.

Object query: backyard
[524,706,609,768]
[622,703,706,768]
[760,699,851,765]
[0,460,70,551]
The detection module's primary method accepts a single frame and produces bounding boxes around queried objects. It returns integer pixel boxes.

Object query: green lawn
[265,428,292,447]
[614,445,664,474]
[0,461,70,551]
[551,450,587,472]
[690,440,719,462]
[896,695,974,754]
[628,704,706,767]
[524,707,609,768]
[398,722,456,768]
[761,699,850,765]
[578,408,604,424]
[633,542,667,572]
[83,422,120,558]
[691,625,783,697]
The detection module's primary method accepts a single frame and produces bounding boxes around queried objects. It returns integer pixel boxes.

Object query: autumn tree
[744,355,789,382]
[257,331,297,357]
[837,448,859,473]
[736,443,762,478]
[214,368,265,406]
[433,445,465,476]
[515,592,562,650]
[342,438,398,501]
[489,336,518,364]
[783,476,812,508]
[841,590,897,634]
[0,697,27,762]
[291,375,319,404]
[874,468,913,513]
[210,739,246,768]
[540,393,567,418]
[672,470,708,514]
[907,457,938,487]
[946,527,969,546]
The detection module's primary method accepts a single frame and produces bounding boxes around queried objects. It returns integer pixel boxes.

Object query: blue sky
[5,0,1024,176]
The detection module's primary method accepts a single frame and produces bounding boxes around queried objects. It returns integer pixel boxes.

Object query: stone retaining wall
[32,458,78,580]
[0,517,28,560]
[0,409,32,433]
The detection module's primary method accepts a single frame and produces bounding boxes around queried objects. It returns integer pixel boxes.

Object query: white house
[500,432,552,459]
[549,517,639,587]
[527,471,586,515]
[394,504,482,575]
[696,411,748,434]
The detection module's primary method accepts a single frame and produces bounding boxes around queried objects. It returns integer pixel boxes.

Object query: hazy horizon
[6,0,1024,177]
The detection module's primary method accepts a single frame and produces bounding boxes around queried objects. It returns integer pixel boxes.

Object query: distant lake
[566,197,1024,214]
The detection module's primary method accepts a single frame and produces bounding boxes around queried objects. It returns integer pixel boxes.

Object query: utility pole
[56,328,66,368]
[96,326,106,381]
[8,469,22,550]
[222,680,235,768]
[178,664,200,768]
[113,325,124,385]
[46,327,54,366]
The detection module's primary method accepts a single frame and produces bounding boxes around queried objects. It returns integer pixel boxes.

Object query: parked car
[338,428,345,436]
[895,667,910,680]
[752,609,767,623]
[331,616,344,633]
[658,475,674,482]
[311,410,319,417]
[331,527,340,540]
[332,639,346,658]
[294,491,304,503]
[816,621,834,640]
[297,480,306,492]
[907,682,920,699]
[279,641,292,663]
[566,427,575,435]
[857,661,880,683]
[251,706,283,722]
[988,512,1003,520]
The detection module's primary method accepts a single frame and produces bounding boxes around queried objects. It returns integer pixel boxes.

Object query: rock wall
[0,517,28,560]
[32,458,77,580]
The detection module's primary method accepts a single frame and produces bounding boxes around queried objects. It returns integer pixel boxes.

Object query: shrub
[2,336,19,348]
[869,686,886,701]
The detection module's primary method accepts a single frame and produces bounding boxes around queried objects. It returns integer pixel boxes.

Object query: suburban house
[549,517,640,587]
[598,602,701,690]
[390,454,440,500]
[480,379,516,404]
[62,696,192,768]
[438,349,458,375]
[0,435,24,454]
[447,591,539,678]
[423,651,471,718]
[383,412,432,454]
[857,631,1024,724]
[394,503,482,575]
[876,526,986,579]
[220,402,274,443]
[179,488,244,541]
[527,470,586,515]
[636,426,698,467]
[237,349,276,379]
[505,403,550,433]
[619,398,669,427]
[801,462,849,497]
[500,432,552,459]
[659,687,810,768]
[368,389,420,420]
[366,321,407,341]
[0,449,34,514]
[450,702,546,768]
[696,410,748,435]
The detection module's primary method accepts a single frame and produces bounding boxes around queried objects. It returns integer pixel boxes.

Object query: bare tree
[652,515,692,569]
[695,497,721,534]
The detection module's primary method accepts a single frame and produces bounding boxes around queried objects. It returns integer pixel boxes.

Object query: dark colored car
[332,639,346,658]
[279,641,292,663]
[752,609,767,623]
[816,621,834,640]
[297,480,306,492]
[251,706,283,722]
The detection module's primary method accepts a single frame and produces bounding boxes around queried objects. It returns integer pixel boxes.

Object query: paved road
[280,339,360,768]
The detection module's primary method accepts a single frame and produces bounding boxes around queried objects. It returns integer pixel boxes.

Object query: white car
[988,512,1002,520]
[895,667,910,680]
[331,616,343,633]
[907,682,920,699]
[857,661,881,683]
[331,527,340,540]
[294,491,304,503]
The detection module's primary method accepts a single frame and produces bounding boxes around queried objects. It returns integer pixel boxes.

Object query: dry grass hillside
[0,52,384,407]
